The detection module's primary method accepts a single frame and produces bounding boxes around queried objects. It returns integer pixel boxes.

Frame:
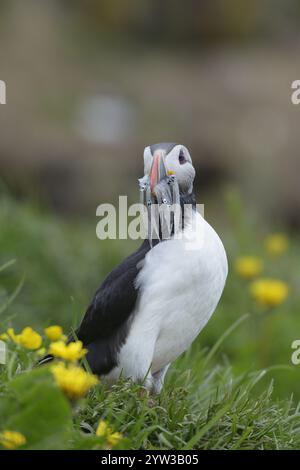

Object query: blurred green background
[0,0,300,399]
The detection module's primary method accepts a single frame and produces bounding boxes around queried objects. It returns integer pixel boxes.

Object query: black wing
[73,239,152,375]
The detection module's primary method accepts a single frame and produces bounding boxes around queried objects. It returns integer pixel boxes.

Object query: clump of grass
[77,358,300,450]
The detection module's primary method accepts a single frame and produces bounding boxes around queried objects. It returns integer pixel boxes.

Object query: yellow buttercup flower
[5,327,42,350]
[44,325,64,341]
[51,362,99,399]
[235,256,264,279]
[264,233,288,256]
[49,340,87,362]
[0,430,26,449]
[18,327,42,350]
[107,432,123,447]
[96,420,109,437]
[0,333,8,341]
[96,421,122,447]
[250,278,289,308]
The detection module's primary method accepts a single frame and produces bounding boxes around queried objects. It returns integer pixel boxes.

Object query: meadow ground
[0,190,300,450]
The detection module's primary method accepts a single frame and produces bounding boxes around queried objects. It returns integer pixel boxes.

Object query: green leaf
[0,367,72,449]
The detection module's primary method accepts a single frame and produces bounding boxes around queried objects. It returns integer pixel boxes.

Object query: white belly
[111,213,228,380]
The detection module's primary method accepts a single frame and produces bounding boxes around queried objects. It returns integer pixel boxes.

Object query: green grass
[1,332,300,450]
[1,191,300,449]
[76,345,300,450]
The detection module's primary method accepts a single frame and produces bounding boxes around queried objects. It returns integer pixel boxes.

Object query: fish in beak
[150,151,168,193]
[138,145,181,242]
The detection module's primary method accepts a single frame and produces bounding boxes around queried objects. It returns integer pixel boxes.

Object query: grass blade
[183,402,232,449]
[203,313,249,367]
[0,274,25,316]
[0,259,16,274]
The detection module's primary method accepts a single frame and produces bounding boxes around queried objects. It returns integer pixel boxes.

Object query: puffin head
[143,142,195,196]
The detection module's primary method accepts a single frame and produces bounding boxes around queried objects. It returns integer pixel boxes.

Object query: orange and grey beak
[150,152,167,193]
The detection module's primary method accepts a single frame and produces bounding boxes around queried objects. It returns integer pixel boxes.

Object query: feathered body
[42,143,228,394]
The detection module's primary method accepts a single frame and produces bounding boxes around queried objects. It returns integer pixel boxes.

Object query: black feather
[71,239,156,375]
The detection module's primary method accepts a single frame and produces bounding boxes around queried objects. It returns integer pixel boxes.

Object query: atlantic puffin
[54,142,226,394]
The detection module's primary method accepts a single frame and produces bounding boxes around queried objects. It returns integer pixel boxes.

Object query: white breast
[113,212,228,381]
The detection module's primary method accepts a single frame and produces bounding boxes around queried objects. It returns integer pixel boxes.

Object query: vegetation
[0,191,300,449]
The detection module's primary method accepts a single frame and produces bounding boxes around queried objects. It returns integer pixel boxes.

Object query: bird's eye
[178,149,186,165]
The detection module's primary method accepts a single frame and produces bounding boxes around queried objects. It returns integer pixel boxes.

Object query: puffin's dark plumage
[39,239,154,370]
[74,239,157,374]
[150,142,178,156]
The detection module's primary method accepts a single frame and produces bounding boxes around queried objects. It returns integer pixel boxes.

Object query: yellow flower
[250,278,289,308]
[44,325,64,341]
[51,362,98,399]
[0,430,26,449]
[235,256,264,279]
[18,327,42,350]
[49,340,87,362]
[0,333,8,341]
[5,327,42,350]
[96,420,109,437]
[107,432,123,447]
[96,420,122,447]
[264,233,288,256]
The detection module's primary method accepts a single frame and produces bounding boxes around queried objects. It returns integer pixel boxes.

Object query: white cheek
[165,154,195,192]
[177,165,195,192]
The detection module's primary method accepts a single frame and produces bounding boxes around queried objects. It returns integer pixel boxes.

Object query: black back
[150,142,178,155]
[74,239,156,375]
